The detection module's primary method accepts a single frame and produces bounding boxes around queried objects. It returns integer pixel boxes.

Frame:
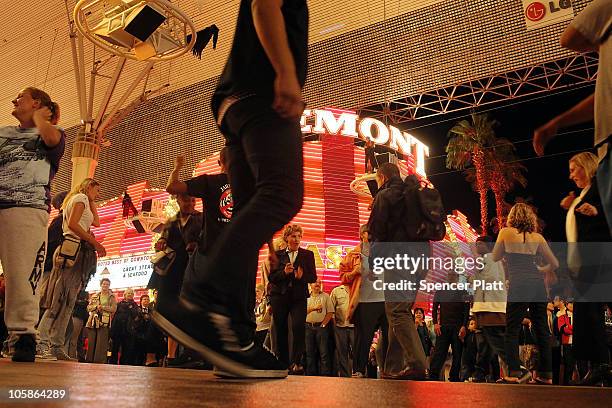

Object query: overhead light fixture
[74,0,198,62]
[134,29,181,60]
[91,1,166,49]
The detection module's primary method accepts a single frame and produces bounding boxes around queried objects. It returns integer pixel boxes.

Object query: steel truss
[356,53,598,124]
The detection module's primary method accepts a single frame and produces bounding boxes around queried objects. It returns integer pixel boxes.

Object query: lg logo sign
[525,1,573,22]
[525,2,546,22]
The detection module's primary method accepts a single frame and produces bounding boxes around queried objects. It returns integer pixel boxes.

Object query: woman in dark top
[414,308,432,358]
[561,152,612,385]
[109,288,141,365]
[493,203,559,384]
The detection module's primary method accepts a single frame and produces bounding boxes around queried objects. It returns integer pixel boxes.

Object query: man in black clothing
[268,224,317,372]
[166,149,232,257]
[429,272,470,381]
[152,0,308,378]
[165,149,231,369]
[368,163,428,380]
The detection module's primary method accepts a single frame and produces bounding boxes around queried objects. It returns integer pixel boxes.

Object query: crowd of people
[0,0,610,386]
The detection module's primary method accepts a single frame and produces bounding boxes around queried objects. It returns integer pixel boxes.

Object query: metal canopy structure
[357,53,598,125]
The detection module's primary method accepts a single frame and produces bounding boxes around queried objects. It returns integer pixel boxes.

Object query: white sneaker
[36,348,58,361]
[52,348,77,362]
[1,344,12,358]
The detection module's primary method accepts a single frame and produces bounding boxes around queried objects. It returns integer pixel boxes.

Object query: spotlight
[75,0,198,61]
[91,1,166,49]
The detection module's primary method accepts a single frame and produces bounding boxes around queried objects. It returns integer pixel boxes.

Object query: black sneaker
[12,334,36,363]
[212,343,287,378]
[152,297,288,378]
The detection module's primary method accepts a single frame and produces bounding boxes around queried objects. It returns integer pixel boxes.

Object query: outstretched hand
[560,191,576,210]
[533,120,559,156]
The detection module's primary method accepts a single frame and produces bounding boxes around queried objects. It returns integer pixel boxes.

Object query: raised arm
[166,155,189,194]
[33,107,62,148]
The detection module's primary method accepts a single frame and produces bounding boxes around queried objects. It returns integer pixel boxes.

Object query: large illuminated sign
[300,108,430,176]
[73,120,467,293]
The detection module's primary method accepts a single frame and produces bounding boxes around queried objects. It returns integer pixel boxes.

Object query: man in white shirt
[331,284,355,377]
[469,236,508,381]
[305,279,333,376]
[533,0,612,234]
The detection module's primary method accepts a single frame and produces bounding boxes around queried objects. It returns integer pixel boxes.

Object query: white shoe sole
[35,355,58,361]
[151,310,287,379]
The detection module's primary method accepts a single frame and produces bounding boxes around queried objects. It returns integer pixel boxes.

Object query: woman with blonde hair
[0,87,64,362]
[37,178,106,360]
[561,152,611,385]
[493,203,559,384]
[110,288,141,365]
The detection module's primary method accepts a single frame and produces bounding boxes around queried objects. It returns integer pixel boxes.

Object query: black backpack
[402,175,447,241]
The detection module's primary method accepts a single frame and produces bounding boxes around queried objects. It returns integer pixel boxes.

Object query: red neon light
[84,131,476,294]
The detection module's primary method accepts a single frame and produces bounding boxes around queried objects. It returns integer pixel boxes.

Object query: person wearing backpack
[367,163,428,380]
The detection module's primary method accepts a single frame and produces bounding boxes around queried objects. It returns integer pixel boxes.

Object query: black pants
[478,326,507,377]
[270,295,307,366]
[561,344,576,385]
[461,333,478,380]
[430,325,463,381]
[305,324,331,376]
[185,97,304,343]
[573,302,611,365]
[505,302,552,377]
[255,329,268,347]
[110,334,137,365]
[552,346,561,385]
[353,302,388,375]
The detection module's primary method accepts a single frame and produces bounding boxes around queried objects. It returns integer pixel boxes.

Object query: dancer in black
[152,0,308,378]
[492,203,559,384]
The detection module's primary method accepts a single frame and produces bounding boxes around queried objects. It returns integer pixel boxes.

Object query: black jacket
[45,213,63,272]
[367,176,407,242]
[572,178,611,242]
[268,247,317,299]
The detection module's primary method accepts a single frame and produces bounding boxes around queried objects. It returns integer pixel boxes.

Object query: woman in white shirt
[561,152,612,385]
[38,178,106,360]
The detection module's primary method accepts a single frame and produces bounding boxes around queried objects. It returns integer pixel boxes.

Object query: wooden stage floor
[1,359,610,407]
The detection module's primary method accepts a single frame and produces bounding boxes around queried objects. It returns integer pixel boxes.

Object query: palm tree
[488,138,528,231]
[446,113,497,235]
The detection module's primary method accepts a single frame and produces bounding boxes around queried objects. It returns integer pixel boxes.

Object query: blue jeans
[597,149,612,236]
[305,324,331,376]
[334,326,354,377]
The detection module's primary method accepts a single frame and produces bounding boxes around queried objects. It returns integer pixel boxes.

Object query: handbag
[56,235,82,268]
[150,247,176,276]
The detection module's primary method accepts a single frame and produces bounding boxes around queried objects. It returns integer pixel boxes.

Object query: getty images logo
[525,1,573,23]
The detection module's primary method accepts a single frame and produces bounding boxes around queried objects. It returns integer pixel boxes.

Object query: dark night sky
[401,84,597,242]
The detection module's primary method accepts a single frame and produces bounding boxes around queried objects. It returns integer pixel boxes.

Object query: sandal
[532,377,553,385]
[502,369,532,384]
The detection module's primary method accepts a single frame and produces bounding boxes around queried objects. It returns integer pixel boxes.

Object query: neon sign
[300,108,430,176]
